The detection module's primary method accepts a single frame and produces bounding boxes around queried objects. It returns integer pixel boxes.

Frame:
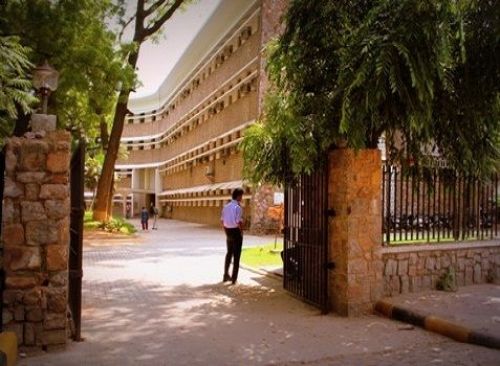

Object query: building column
[154,168,161,208]
[328,148,384,316]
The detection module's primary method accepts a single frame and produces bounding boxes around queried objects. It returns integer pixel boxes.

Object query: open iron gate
[0,148,5,330]
[283,165,329,313]
[69,141,86,341]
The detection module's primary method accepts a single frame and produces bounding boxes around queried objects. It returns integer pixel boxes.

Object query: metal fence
[284,165,329,313]
[382,165,499,245]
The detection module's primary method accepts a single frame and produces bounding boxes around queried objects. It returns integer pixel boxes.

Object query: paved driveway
[21,220,500,365]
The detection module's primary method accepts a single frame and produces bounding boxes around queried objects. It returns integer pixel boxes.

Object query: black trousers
[224,228,243,281]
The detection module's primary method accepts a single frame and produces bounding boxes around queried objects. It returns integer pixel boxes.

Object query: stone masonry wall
[382,242,500,296]
[1,131,71,349]
[328,149,383,316]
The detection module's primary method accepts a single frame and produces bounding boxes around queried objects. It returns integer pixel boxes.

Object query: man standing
[151,203,159,230]
[221,188,244,284]
[140,206,149,231]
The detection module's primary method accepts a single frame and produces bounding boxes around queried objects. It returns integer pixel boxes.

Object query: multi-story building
[112,0,287,231]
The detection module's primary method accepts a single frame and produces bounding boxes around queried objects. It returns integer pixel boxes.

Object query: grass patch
[241,242,283,269]
[84,211,137,235]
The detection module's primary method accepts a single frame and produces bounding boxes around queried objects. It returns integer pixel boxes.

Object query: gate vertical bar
[0,148,5,332]
[69,141,86,341]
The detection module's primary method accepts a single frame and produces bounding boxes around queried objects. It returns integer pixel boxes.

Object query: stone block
[3,290,24,305]
[2,199,19,224]
[44,199,70,220]
[49,272,67,287]
[465,266,474,285]
[46,152,69,174]
[42,330,67,346]
[14,306,25,321]
[4,246,41,271]
[422,275,432,289]
[46,245,68,272]
[43,313,66,330]
[39,184,68,200]
[21,202,47,222]
[48,174,69,184]
[348,258,368,274]
[425,257,436,272]
[45,288,66,313]
[409,276,422,292]
[5,276,37,289]
[24,323,36,346]
[2,224,25,246]
[25,307,43,322]
[5,149,17,173]
[58,218,70,246]
[400,275,409,293]
[2,310,13,325]
[384,259,397,276]
[3,177,23,198]
[25,221,58,245]
[23,289,42,306]
[25,183,40,201]
[16,172,46,183]
[31,114,56,132]
[19,140,48,171]
[473,264,482,283]
[398,260,409,276]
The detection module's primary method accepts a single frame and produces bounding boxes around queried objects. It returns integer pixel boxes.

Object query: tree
[0,0,135,148]
[0,35,37,145]
[93,0,190,221]
[241,0,500,184]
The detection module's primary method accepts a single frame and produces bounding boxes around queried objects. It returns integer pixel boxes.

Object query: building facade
[111,0,288,231]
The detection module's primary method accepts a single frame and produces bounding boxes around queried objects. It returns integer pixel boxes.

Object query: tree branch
[118,14,137,42]
[143,0,184,37]
[144,0,169,17]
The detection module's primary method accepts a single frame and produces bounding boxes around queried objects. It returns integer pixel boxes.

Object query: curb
[375,300,500,350]
[0,331,18,366]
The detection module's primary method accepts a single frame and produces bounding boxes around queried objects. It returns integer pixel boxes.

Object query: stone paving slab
[18,220,500,365]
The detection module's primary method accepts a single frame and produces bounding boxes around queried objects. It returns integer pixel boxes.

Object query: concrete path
[20,220,500,365]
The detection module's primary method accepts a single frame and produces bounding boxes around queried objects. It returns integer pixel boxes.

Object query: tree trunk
[93,48,140,222]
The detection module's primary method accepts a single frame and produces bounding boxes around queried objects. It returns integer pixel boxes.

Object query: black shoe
[231,278,237,285]
[223,274,231,282]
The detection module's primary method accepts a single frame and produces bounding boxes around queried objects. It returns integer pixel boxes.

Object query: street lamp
[32,60,59,114]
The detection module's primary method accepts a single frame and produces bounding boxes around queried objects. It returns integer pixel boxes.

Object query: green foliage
[241,242,284,269]
[436,267,457,292]
[99,217,137,235]
[0,36,37,145]
[0,0,136,142]
[242,0,500,184]
[84,210,137,235]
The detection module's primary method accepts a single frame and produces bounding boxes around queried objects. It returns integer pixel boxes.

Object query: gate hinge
[326,209,336,217]
[326,262,336,270]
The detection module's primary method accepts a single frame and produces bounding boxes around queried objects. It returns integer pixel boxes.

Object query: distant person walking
[221,188,244,284]
[150,202,159,230]
[141,206,149,230]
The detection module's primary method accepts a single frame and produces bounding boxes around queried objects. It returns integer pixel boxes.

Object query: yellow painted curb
[425,316,470,343]
[0,331,18,366]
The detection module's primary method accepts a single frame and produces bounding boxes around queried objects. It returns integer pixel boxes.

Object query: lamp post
[32,60,59,114]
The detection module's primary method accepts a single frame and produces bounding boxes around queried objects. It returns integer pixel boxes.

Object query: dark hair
[232,188,244,200]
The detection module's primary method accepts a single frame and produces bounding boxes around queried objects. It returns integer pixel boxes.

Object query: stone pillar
[249,184,277,234]
[328,149,383,316]
[1,128,71,349]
